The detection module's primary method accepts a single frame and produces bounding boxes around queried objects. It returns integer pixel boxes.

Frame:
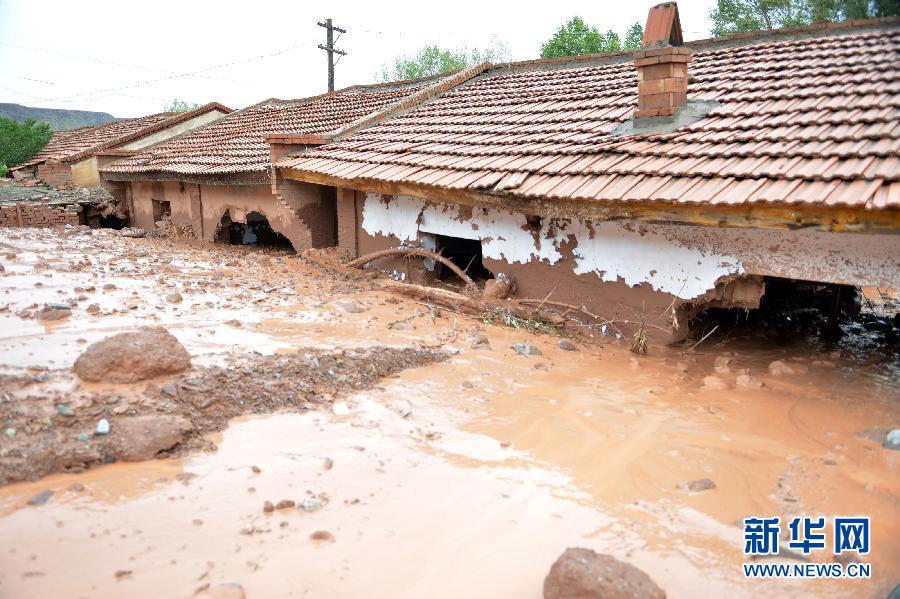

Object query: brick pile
[0,203,81,228]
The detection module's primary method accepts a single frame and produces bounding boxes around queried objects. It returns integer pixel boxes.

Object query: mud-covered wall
[126,180,335,252]
[70,157,100,187]
[357,192,900,332]
[37,160,72,188]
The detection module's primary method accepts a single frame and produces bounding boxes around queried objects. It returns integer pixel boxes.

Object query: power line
[11,38,318,105]
[318,18,347,92]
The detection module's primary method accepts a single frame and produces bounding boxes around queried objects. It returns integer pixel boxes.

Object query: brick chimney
[634,2,692,118]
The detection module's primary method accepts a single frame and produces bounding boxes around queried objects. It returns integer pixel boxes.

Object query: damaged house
[98,74,472,250]
[273,5,900,341]
[10,103,231,188]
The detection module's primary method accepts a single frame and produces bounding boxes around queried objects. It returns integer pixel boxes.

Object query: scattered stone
[76,433,90,442]
[310,530,335,543]
[884,429,900,451]
[251,465,261,473]
[543,547,666,599]
[94,419,110,436]
[322,457,334,470]
[165,292,183,304]
[558,340,577,351]
[469,334,491,348]
[35,305,71,321]
[768,360,795,377]
[107,415,192,461]
[239,524,255,535]
[444,345,460,356]
[27,490,54,506]
[482,274,514,300]
[73,327,191,383]
[68,483,85,492]
[333,298,368,313]
[298,497,323,512]
[196,583,246,599]
[161,383,178,397]
[701,375,727,391]
[512,342,543,356]
[86,303,100,314]
[5,427,15,438]
[120,228,146,238]
[263,501,274,513]
[678,478,717,493]
[735,374,764,389]
[56,404,75,417]
[114,569,133,580]
[274,499,295,510]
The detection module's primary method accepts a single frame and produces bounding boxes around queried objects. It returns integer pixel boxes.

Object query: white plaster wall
[361,193,900,300]
[362,193,742,298]
[116,110,228,151]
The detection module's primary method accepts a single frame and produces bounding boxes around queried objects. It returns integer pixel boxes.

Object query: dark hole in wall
[434,234,492,282]
[152,199,171,224]
[525,215,542,231]
[99,214,126,229]
[82,205,125,229]
[688,276,898,353]
[215,211,294,251]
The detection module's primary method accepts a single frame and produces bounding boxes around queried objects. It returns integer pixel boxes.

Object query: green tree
[624,22,645,50]
[540,17,646,58]
[0,117,54,174]
[710,0,899,36]
[163,99,201,113]
[378,38,510,82]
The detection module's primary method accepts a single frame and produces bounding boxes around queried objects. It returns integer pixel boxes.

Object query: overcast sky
[0,0,716,118]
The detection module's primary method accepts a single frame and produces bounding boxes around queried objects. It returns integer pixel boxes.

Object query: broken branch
[346,248,477,289]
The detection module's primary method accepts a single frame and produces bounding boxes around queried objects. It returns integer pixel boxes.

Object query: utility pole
[317,18,347,92]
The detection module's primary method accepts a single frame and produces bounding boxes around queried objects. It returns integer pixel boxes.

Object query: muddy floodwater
[0,227,898,598]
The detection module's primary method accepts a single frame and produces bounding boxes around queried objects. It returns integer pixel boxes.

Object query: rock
[543,547,665,599]
[86,303,100,314]
[120,228,146,238]
[482,274,514,300]
[310,530,335,543]
[263,501,274,513]
[165,292,183,304]
[678,478,716,493]
[35,305,71,321]
[444,345,460,356]
[196,583,246,599]
[469,334,491,348]
[701,375,727,391]
[4,427,15,438]
[251,465,261,473]
[27,490,54,506]
[735,374,764,389]
[558,340,578,351]
[884,429,900,451]
[333,299,367,313]
[768,360,795,376]
[274,499,295,510]
[94,419,110,436]
[56,404,75,417]
[298,497,323,512]
[239,524,255,535]
[68,483,85,492]
[512,342,543,356]
[161,383,178,397]
[322,458,334,470]
[73,327,191,383]
[107,415,192,461]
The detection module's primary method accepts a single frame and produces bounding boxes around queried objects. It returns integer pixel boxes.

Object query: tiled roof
[278,22,900,211]
[12,103,232,170]
[100,76,459,176]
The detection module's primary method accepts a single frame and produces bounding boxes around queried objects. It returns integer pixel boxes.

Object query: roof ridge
[326,63,492,142]
[68,102,233,163]
[483,16,900,73]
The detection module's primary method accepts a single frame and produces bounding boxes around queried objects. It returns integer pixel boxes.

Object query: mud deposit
[0,227,898,598]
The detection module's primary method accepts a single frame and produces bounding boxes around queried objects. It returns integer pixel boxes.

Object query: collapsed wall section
[0,203,80,227]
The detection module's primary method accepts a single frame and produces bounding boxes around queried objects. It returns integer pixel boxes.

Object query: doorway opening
[215,210,294,250]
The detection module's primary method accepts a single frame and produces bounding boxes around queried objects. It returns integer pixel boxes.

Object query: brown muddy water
[0,227,898,598]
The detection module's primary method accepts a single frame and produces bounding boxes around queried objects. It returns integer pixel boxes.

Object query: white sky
[0,0,716,118]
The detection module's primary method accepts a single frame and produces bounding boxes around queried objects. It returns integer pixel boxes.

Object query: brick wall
[336,187,359,257]
[0,203,81,228]
[271,175,336,249]
[37,160,73,187]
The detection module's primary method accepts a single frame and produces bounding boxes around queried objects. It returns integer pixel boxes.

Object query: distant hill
[0,103,117,131]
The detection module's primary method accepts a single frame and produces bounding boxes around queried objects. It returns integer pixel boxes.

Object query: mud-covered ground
[0,226,898,599]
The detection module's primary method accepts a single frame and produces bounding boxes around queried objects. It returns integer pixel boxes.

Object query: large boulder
[108,415,193,461]
[543,548,665,599]
[73,327,191,383]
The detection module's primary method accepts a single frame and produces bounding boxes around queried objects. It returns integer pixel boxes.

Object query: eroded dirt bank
[0,227,898,599]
